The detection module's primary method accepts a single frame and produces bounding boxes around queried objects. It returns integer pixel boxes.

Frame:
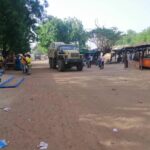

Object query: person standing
[15,54,22,70]
[89,55,93,67]
[123,53,128,68]
[101,55,104,68]
[21,54,27,73]
[98,55,104,69]
[25,53,32,75]
[86,55,91,68]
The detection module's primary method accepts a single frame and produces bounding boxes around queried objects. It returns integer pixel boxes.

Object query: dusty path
[0,61,150,150]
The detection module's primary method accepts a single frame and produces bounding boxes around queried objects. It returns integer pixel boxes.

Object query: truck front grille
[71,53,79,57]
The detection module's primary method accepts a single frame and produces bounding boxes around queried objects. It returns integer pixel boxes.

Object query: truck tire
[52,58,56,69]
[58,60,65,71]
[77,63,83,71]
[49,58,53,69]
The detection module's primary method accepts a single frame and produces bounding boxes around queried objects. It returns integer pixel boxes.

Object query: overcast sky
[47,0,150,33]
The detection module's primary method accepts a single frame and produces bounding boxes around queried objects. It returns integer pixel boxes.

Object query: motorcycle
[98,61,104,69]
[86,60,91,68]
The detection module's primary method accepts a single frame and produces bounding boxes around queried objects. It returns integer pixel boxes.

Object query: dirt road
[0,61,150,150]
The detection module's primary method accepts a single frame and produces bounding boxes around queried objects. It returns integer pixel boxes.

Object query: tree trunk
[2,40,8,59]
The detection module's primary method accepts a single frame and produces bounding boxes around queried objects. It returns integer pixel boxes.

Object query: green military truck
[48,42,83,71]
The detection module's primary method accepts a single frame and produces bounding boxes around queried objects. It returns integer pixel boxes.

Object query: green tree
[116,27,150,46]
[36,17,88,53]
[117,30,137,46]
[89,26,122,53]
[64,18,88,48]
[0,0,48,55]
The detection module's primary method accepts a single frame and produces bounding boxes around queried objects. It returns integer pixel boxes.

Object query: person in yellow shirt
[26,55,32,64]
[25,54,32,75]
[21,54,27,73]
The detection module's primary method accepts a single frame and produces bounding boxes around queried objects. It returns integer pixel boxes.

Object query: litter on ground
[0,107,11,112]
[3,107,11,112]
[38,141,48,150]
[112,128,119,133]
[0,140,8,149]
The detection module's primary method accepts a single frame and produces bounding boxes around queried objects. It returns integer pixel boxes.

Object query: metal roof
[121,44,150,52]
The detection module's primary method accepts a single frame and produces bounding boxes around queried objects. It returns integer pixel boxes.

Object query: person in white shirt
[98,55,104,69]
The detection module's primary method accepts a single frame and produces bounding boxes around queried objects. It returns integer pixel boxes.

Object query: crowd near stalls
[80,49,101,64]
[121,44,150,70]
[81,44,150,70]
[111,48,123,63]
[0,51,32,75]
[1,44,149,73]
[80,49,105,69]
[111,44,150,70]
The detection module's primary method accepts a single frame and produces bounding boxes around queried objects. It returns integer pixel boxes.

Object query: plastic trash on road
[112,128,119,133]
[3,107,11,112]
[0,140,8,149]
[38,141,48,150]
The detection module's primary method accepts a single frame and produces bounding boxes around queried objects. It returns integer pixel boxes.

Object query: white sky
[47,0,150,33]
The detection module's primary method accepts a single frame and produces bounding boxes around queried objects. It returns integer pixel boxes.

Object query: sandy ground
[0,61,150,150]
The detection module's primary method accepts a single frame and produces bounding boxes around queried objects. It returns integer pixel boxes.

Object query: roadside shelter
[122,44,150,70]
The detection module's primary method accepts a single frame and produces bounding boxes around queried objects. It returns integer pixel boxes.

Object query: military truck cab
[48,42,83,71]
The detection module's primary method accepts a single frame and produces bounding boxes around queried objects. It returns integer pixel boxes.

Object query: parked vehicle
[34,53,41,60]
[48,42,83,71]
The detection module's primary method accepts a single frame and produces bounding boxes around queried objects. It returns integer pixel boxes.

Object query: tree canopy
[0,0,47,54]
[1,0,150,55]
[89,27,122,53]
[36,17,88,53]
[116,27,150,46]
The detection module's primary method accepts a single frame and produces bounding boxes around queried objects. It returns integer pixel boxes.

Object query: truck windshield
[59,45,78,51]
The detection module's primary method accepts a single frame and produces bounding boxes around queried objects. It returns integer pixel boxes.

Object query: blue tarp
[0,76,25,88]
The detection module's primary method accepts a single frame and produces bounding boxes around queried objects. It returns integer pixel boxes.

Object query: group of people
[0,52,32,75]
[16,53,32,75]
[84,54,105,69]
